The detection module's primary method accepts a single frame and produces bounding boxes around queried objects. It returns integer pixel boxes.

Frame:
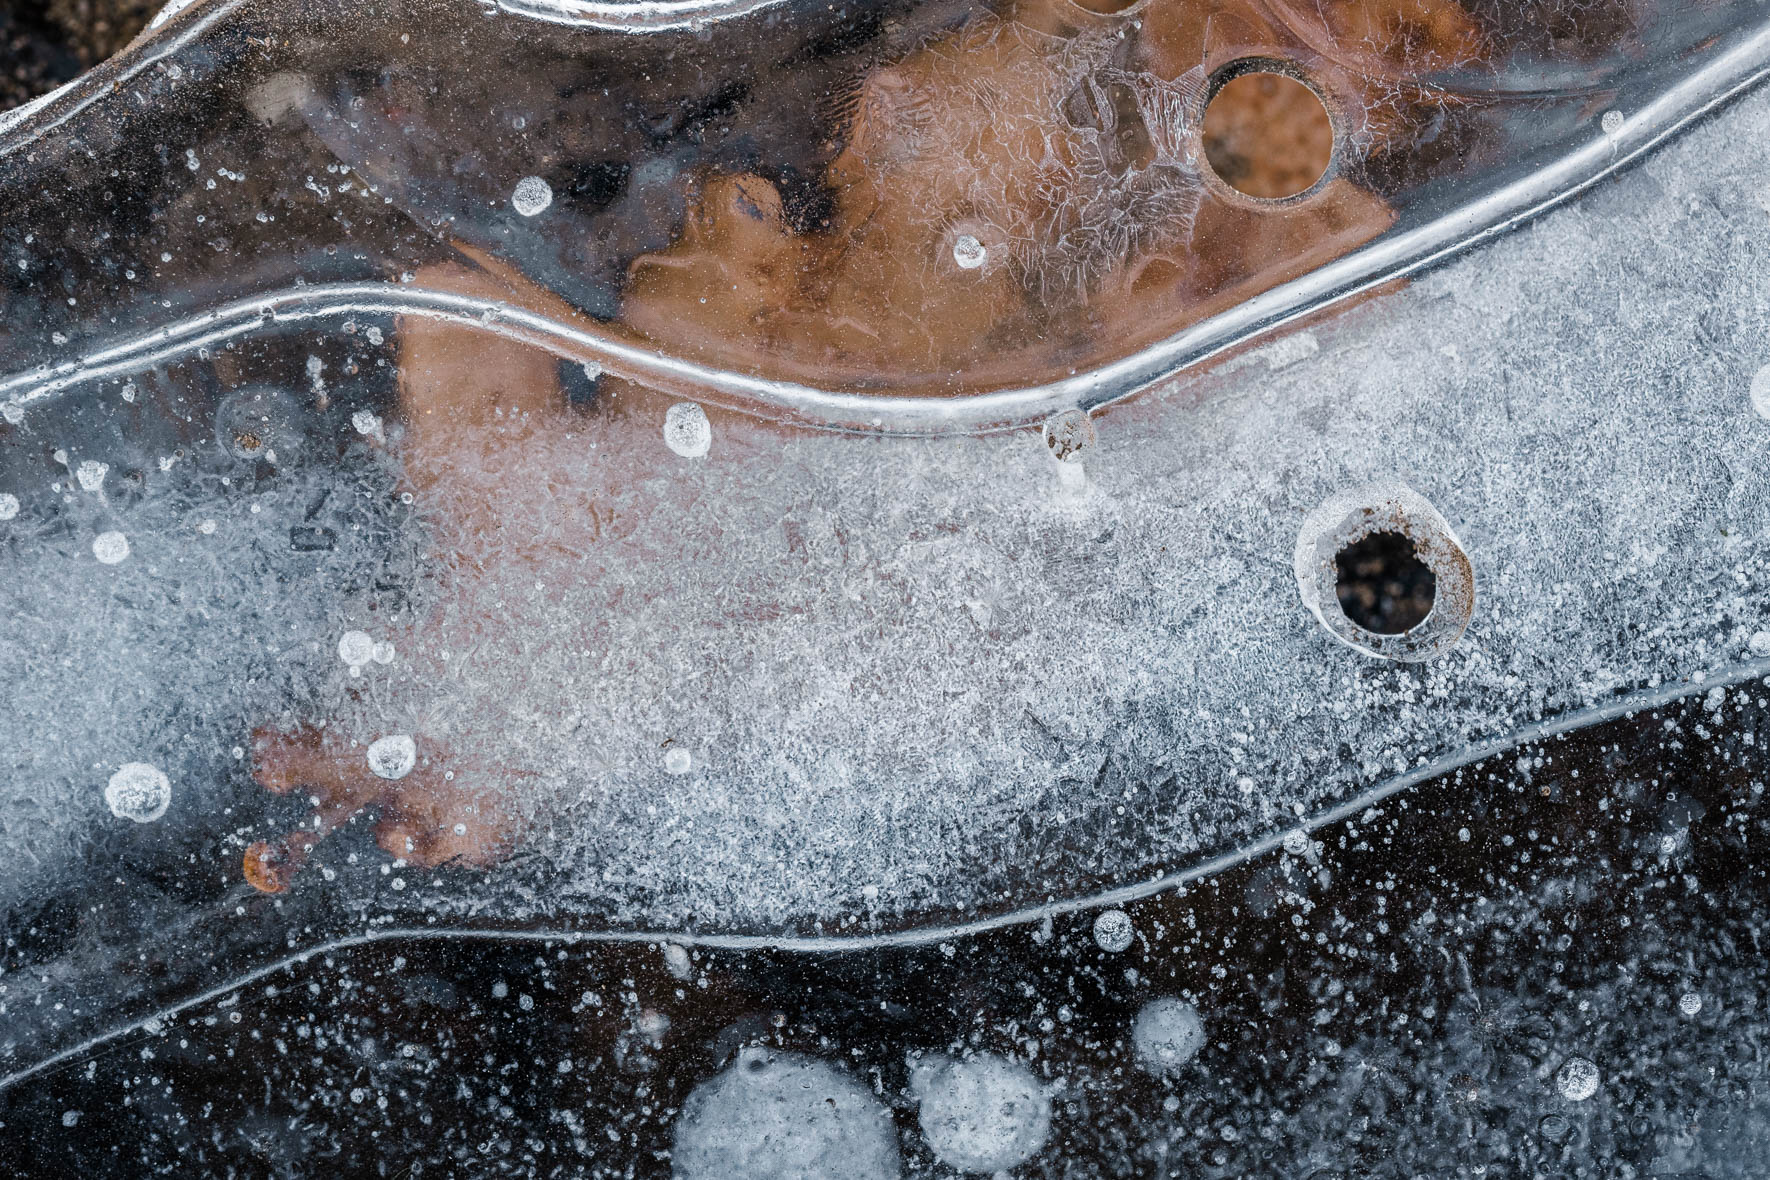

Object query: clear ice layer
[2,0,1770,1083]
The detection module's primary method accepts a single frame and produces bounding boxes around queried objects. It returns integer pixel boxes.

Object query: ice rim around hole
[9,0,1770,1092]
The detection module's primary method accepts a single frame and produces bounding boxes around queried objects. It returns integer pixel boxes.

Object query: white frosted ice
[511,175,553,217]
[74,460,108,492]
[91,531,129,564]
[662,401,711,458]
[337,630,375,667]
[104,762,171,823]
[1133,997,1205,1075]
[1555,1056,1601,1102]
[1094,909,1134,953]
[367,734,417,780]
[0,493,17,521]
[911,1053,1050,1174]
[671,1048,900,1180]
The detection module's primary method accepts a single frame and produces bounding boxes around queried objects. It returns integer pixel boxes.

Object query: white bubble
[351,408,385,442]
[1601,109,1625,135]
[105,762,171,823]
[672,1048,901,1180]
[61,1111,79,1128]
[663,402,712,459]
[367,735,417,780]
[92,530,130,564]
[1133,997,1205,1075]
[1282,829,1310,856]
[371,640,396,665]
[197,518,217,535]
[663,943,693,980]
[337,630,375,667]
[0,492,17,521]
[1093,908,1134,952]
[511,175,553,217]
[581,360,604,381]
[1555,1055,1601,1102]
[951,233,987,270]
[664,748,694,775]
[1753,363,1770,420]
[1041,408,1096,464]
[1678,992,1703,1017]
[75,460,109,491]
[911,1053,1050,1174]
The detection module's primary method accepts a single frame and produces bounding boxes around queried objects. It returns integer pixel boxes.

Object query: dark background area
[1,0,151,108]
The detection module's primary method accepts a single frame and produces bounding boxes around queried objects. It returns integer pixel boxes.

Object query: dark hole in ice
[1203,68,1333,200]
[1335,530,1435,634]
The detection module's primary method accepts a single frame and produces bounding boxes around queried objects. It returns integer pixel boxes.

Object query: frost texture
[8,60,1770,945]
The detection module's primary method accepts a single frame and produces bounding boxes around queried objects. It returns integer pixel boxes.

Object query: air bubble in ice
[1601,110,1625,135]
[1093,909,1134,952]
[663,402,712,459]
[951,233,987,270]
[664,748,693,775]
[105,762,171,823]
[92,530,130,564]
[371,641,396,665]
[75,460,108,491]
[1555,1055,1601,1101]
[367,735,417,781]
[1538,1112,1572,1142]
[0,493,17,521]
[511,176,553,217]
[1041,408,1096,464]
[672,1048,901,1180]
[1678,992,1703,1017]
[1132,997,1205,1075]
[1752,363,1770,420]
[351,408,385,442]
[663,943,693,980]
[337,630,375,667]
[910,1053,1051,1174]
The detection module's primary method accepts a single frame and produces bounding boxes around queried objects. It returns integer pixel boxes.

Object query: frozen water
[1132,997,1205,1075]
[1093,910,1135,953]
[367,735,418,781]
[0,492,17,520]
[104,763,171,823]
[910,1053,1051,1174]
[951,233,986,270]
[337,630,375,667]
[90,531,129,564]
[662,402,712,458]
[671,1048,900,1180]
[510,176,553,218]
[1555,1055,1601,1101]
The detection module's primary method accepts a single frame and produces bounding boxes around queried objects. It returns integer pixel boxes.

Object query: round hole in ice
[1202,63,1334,201]
[1294,483,1474,662]
[1333,530,1436,635]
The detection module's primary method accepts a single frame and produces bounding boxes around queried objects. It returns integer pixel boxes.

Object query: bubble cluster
[104,762,171,823]
[367,735,417,781]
